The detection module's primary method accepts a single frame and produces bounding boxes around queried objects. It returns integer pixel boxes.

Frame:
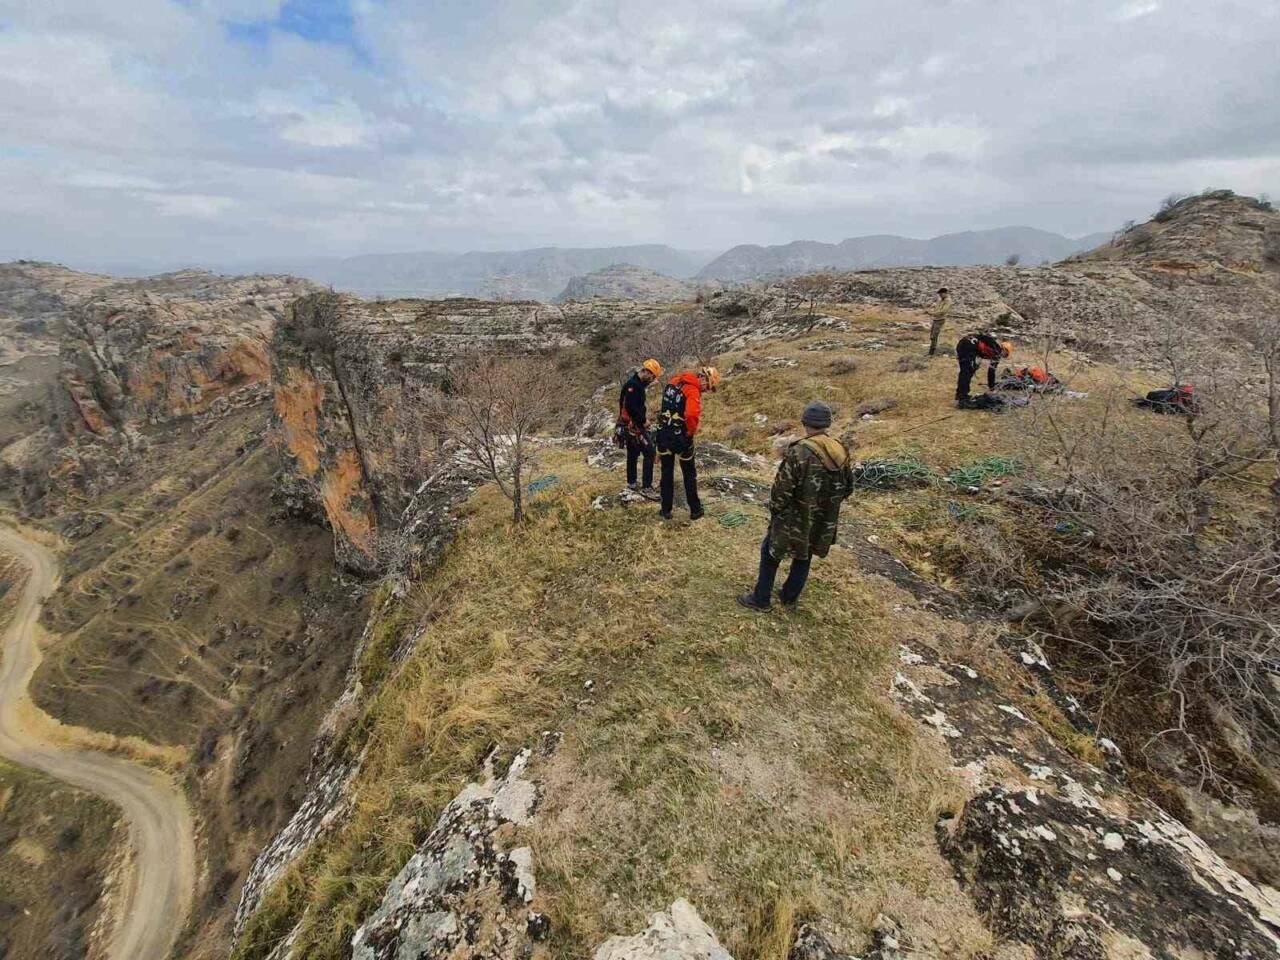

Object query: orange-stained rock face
[273,367,325,477]
[56,270,318,435]
[319,448,377,560]
[266,290,644,573]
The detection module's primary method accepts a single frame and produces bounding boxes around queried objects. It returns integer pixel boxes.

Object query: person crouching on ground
[655,365,722,520]
[955,332,1011,406]
[618,358,663,493]
[927,286,952,356]
[738,401,854,611]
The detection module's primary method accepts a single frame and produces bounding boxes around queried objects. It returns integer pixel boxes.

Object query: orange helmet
[699,365,722,391]
[1000,341,1014,358]
[641,358,663,378]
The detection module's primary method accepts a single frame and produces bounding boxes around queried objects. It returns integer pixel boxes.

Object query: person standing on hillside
[926,286,953,356]
[738,400,853,611]
[955,332,1012,406]
[655,365,722,520]
[617,358,663,493]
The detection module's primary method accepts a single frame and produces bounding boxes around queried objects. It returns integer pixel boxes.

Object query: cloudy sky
[2,0,1277,266]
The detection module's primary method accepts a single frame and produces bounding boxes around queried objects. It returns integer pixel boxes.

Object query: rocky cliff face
[57,270,317,436]
[0,261,118,449]
[270,293,633,573]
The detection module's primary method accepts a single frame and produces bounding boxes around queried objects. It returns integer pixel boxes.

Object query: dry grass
[238,308,1233,960]
[0,759,121,960]
[235,444,1003,960]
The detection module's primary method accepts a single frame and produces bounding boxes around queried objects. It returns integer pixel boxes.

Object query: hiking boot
[639,486,658,499]
[777,592,798,610]
[689,507,705,521]
[737,593,770,612]
[659,510,673,520]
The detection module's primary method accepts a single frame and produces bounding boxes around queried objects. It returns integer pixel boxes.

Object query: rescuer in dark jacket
[956,333,1012,405]
[617,358,663,491]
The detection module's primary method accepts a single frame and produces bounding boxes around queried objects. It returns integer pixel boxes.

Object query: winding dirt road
[0,524,195,960]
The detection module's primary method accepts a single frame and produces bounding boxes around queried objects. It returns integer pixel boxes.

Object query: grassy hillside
[236,301,1278,959]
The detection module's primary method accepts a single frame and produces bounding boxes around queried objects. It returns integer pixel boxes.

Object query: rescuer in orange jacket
[654,366,722,520]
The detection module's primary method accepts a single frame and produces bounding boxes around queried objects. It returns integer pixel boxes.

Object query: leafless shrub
[1013,331,1280,783]
[1154,192,1187,221]
[433,354,559,523]
[828,357,858,376]
[893,355,927,373]
[617,311,718,377]
[1004,253,1021,266]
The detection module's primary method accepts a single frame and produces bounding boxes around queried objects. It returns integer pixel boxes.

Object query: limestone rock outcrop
[269,293,637,572]
[892,643,1280,960]
[593,900,734,960]
[350,748,544,960]
[58,269,316,436]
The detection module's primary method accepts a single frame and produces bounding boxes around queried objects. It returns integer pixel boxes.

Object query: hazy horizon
[24,222,1116,279]
[3,1,1277,266]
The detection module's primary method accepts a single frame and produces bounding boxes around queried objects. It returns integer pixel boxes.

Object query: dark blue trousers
[751,534,811,606]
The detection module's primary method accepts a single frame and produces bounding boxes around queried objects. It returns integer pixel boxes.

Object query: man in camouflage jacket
[738,400,854,611]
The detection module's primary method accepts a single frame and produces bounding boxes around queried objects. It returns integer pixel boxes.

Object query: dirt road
[0,525,195,960]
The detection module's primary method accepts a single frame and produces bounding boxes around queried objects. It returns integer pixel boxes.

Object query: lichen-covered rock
[349,748,543,960]
[893,643,1280,960]
[790,916,908,960]
[941,785,1280,959]
[233,759,360,935]
[593,899,734,960]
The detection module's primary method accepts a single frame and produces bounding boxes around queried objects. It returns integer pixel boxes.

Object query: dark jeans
[626,435,654,487]
[659,450,701,515]
[955,342,995,401]
[751,534,811,606]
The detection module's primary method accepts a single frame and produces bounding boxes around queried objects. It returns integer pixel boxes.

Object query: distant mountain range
[238,246,717,302]
[694,226,1114,283]
[71,226,1115,302]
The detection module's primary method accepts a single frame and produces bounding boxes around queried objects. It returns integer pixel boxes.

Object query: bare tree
[1005,253,1021,266]
[618,311,718,378]
[434,354,559,522]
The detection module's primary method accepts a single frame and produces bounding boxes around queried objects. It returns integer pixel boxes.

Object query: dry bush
[828,357,858,376]
[855,397,897,417]
[434,354,559,522]
[1013,332,1280,782]
[616,311,718,377]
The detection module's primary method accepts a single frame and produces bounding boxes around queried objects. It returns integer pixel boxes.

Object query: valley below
[0,525,194,960]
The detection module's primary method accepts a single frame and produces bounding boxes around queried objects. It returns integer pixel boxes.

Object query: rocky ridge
[555,263,700,303]
[696,192,1280,376]
[58,269,317,436]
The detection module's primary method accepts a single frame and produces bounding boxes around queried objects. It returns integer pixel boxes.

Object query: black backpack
[656,383,690,451]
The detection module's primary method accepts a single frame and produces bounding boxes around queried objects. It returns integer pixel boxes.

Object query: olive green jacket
[767,434,855,561]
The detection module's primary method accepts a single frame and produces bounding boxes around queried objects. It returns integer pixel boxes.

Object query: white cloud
[151,193,237,218]
[1115,0,1161,21]
[65,171,165,191]
[0,0,1276,263]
